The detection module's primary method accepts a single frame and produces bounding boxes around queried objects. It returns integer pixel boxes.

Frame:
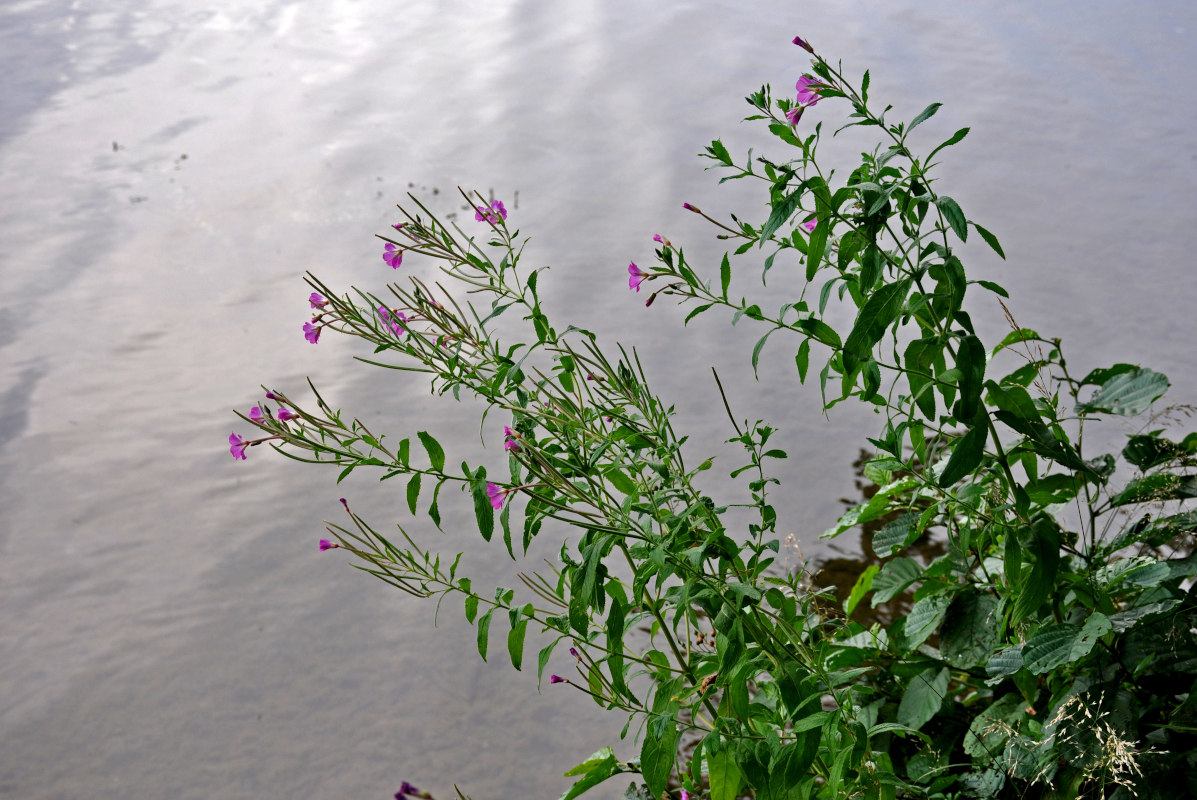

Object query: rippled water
[1,1,1195,798]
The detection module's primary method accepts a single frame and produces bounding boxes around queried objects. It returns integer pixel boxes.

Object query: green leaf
[417,430,446,472]
[719,252,731,298]
[795,339,811,383]
[640,715,679,798]
[476,607,494,662]
[963,694,1026,760]
[872,557,923,604]
[560,748,621,800]
[939,590,1000,668]
[824,476,919,538]
[805,218,828,281]
[952,334,987,421]
[937,406,989,487]
[1111,472,1197,506]
[897,666,949,731]
[1020,618,1111,675]
[468,465,495,543]
[795,317,841,349]
[843,279,911,370]
[903,595,951,649]
[1010,517,1060,625]
[928,126,970,161]
[973,223,1005,259]
[845,564,880,617]
[706,742,744,800]
[904,337,940,420]
[935,196,967,241]
[507,613,528,671]
[537,640,557,684]
[761,188,804,243]
[908,102,943,132]
[708,138,731,165]
[1077,366,1169,416]
[872,512,924,557]
[406,473,421,514]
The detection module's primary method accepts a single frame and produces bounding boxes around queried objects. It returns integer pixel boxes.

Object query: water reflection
[1,1,1196,798]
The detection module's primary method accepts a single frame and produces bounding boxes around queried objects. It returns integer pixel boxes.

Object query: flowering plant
[232,35,1197,800]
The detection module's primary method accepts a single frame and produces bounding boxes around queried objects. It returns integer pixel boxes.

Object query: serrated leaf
[985,645,1024,681]
[417,430,445,471]
[872,512,923,557]
[903,595,951,648]
[1077,366,1169,416]
[939,590,1000,668]
[761,189,803,243]
[974,223,1005,259]
[872,557,923,604]
[936,196,967,241]
[897,666,949,731]
[908,102,942,132]
[640,715,679,798]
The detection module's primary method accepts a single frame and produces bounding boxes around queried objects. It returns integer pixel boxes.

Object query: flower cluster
[474,200,507,224]
[785,75,821,125]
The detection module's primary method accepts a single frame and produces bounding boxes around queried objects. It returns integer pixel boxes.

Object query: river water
[1,1,1195,798]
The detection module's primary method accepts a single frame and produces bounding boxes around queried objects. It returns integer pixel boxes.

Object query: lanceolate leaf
[844,279,911,371]
[417,430,446,471]
[936,196,968,241]
[937,406,989,487]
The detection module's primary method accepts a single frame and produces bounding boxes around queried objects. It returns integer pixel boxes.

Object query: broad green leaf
[1111,472,1197,506]
[1010,518,1060,625]
[903,595,951,649]
[706,743,744,800]
[1077,366,1169,416]
[937,406,988,487]
[897,666,949,731]
[936,196,967,241]
[824,476,919,538]
[872,512,923,557]
[985,645,1024,681]
[843,279,911,371]
[417,430,445,472]
[1122,433,1184,470]
[640,715,680,798]
[560,748,621,800]
[953,334,986,421]
[1021,618,1108,675]
[872,557,923,604]
[963,694,1026,760]
[939,590,1000,668]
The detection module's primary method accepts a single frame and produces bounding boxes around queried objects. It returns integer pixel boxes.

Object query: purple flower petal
[627,262,647,292]
[319,539,335,551]
[792,35,814,53]
[303,321,321,344]
[309,292,329,309]
[229,432,248,460]
[277,408,298,422]
[485,481,505,510]
[549,674,564,684]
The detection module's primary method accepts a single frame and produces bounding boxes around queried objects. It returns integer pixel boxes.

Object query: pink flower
[682,202,700,213]
[383,243,403,269]
[549,675,564,684]
[652,233,671,248]
[792,35,814,53]
[319,539,336,551]
[248,406,264,422]
[802,218,817,232]
[628,262,648,292]
[503,426,520,452]
[378,306,407,336]
[229,432,248,460]
[485,481,506,510]
[277,408,299,422]
[303,321,321,344]
[309,292,329,309]
[786,75,822,125]
[474,200,508,224]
